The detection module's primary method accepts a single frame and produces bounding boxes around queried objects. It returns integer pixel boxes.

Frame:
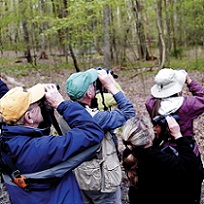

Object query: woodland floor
[1,62,204,203]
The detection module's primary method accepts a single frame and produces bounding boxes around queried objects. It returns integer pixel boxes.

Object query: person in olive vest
[62,68,135,204]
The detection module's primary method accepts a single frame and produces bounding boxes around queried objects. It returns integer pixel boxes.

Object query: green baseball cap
[66,68,98,100]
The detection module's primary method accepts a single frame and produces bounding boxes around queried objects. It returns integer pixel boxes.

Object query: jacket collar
[1,125,50,139]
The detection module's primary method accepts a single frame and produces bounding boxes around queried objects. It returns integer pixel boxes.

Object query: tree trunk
[63,0,69,64]
[170,1,178,59]
[40,0,47,52]
[22,22,32,63]
[144,9,153,60]
[19,0,32,63]
[154,0,165,68]
[157,0,163,64]
[69,44,80,72]
[51,0,64,55]
[132,0,150,61]
[177,0,183,60]
[164,0,171,66]
[103,4,111,68]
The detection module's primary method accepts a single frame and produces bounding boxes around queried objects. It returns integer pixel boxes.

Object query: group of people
[122,68,204,204]
[0,67,203,204]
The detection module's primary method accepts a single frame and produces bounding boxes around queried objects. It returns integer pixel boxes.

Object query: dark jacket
[1,101,103,204]
[130,137,203,204]
[0,79,9,98]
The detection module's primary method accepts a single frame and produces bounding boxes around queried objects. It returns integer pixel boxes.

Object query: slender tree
[20,0,32,63]
[131,0,150,60]
[154,0,165,68]
[103,4,111,68]
[164,0,171,66]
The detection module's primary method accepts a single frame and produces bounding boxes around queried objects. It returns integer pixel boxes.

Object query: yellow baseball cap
[0,83,45,124]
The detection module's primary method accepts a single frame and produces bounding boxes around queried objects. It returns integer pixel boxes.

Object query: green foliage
[187,58,204,71]
[170,47,183,58]
[0,52,203,81]
[181,0,204,45]
[1,64,37,77]
[0,0,203,70]
[168,58,204,72]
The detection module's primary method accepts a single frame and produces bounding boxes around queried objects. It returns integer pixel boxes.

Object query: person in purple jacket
[0,83,103,204]
[0,78,9,98]
[145,68,204,157]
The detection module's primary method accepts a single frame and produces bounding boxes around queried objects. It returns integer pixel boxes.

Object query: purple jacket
[146,81,204,138]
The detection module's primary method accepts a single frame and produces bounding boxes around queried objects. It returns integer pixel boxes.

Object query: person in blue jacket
[0,83,104,204]
[63,68,135,204]
[0,78,10,204]
[0,78,9,98]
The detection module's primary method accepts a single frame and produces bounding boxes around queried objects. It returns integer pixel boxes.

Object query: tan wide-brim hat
[0,83,45,124]
[151,68,187,98]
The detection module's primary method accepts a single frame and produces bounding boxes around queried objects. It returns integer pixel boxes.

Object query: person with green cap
[62,68,136,204]
[66,68,125,162]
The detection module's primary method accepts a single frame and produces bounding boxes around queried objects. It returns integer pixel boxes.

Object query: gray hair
[122,115,153,148]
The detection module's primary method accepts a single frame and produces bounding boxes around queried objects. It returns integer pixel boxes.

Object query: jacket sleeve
[145,96,155,118]
[93,91,136,131]
[0,79,9,98]
[135,137,202,173]
[188,80,204,97]
[185,81,204,117]
[14,101,104,173]
[57,101,103,145]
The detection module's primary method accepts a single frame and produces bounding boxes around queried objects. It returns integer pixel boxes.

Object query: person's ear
[87,90,92,96]
[86,85,94,98]
[24,111,33,124]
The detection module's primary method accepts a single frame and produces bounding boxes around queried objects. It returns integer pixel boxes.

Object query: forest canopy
[0,0,204,71]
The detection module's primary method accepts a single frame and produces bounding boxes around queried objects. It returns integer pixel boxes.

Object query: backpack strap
[1,151,28,189]
[0,135,101,190]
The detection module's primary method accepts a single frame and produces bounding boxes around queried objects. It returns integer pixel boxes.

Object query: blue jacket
[0,79,9,98]
[93,91,136,130]
[1,101,103,204]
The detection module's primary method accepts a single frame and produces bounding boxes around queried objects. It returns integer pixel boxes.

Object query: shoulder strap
[0,137,100,190]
